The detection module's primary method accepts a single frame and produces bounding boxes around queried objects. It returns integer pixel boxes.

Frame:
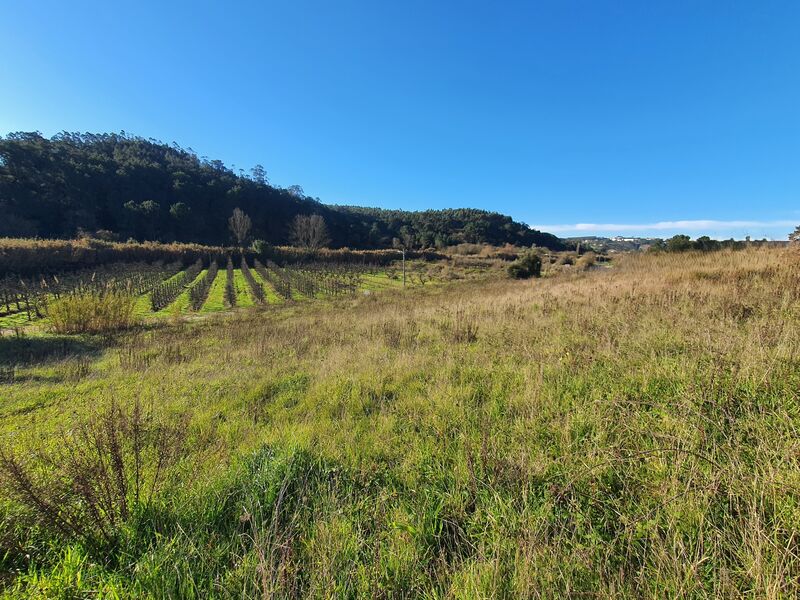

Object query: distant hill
[565,236,662,252]
[0,132,567,251]
[567,235,787,253]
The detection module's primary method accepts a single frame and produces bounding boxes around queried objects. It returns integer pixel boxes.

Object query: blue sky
[1,1,798,239]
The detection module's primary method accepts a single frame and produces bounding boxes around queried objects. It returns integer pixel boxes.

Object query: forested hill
[0,132,566,250]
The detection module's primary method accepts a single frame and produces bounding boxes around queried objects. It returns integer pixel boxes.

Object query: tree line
[650,234,785,252]
[0,131,567,250]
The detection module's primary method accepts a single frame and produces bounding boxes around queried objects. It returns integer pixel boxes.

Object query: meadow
[0,247,798,598]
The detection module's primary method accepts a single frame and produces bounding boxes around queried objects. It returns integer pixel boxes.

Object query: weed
[0,399,190,549]
[48,291,137,334]
[438,306,479,343]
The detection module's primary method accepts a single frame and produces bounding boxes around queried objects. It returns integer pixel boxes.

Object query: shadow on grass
[0,333,105,367]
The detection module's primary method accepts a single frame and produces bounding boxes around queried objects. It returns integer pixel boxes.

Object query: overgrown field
[1,248,799,598]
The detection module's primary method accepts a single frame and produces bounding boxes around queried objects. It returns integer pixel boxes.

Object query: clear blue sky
[1,1,798,239]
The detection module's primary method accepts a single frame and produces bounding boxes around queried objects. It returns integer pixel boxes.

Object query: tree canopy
[650,234,758,253]
[0,131,567,250]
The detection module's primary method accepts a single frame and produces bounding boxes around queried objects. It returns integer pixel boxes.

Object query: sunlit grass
[2,248,799,597]
[232,270,254,308]
[200,267,229,313]
[0,310,36,329]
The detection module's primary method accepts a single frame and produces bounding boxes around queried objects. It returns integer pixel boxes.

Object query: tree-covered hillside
[0,132,566,250]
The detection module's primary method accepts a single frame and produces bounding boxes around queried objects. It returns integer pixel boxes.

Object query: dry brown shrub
[0,399,191,546]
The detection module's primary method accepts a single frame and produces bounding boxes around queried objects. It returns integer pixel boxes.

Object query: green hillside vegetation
[0,132,566,251]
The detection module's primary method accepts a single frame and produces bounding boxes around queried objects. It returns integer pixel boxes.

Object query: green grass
[2,249,799,597]
[200,269,255,313]
[0,310,37,329]
[360,272,404,291]
[199,266,229,313]
[232,269,255,308]
[131,291,153,318]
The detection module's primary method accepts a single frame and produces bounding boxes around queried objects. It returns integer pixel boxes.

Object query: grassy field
[1,248,798,597]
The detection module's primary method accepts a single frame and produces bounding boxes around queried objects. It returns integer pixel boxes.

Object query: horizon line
[533,219,797,237]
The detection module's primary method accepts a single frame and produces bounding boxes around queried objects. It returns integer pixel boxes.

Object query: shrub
[48,291,137,334]
[449,243,484,256]
[507,252,542,279]
[576,251,597,270]
[250,239,270,257]
[666,234,694,252]
[0,399,190,548]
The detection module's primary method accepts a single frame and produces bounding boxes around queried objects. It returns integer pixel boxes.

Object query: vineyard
[0,256,405,330]
[0,261,182,325]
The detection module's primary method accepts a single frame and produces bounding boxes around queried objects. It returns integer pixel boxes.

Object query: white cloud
[533,220,797,234]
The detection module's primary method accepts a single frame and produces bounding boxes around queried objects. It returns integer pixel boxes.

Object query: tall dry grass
[0,237,226,276]
[0,237,445,277]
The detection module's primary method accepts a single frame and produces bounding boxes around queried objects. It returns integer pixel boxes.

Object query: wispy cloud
[533,220,797,234]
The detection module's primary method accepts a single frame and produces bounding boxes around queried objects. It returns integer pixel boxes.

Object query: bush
[250,239,271,257]
[48,291,137,334]
[666,234,694,252]
[576,251,597,270]
[449,243,484,256]
[0,399,190,548]
[507,252,542,279]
